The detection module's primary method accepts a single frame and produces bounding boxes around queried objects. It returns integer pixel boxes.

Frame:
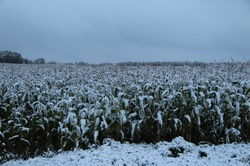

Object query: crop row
[0,62,249,163]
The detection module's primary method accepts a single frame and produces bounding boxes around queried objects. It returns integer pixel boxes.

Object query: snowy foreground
[3,137,250,166]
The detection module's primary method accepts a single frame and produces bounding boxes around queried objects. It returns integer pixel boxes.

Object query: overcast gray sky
[0,0,250,63]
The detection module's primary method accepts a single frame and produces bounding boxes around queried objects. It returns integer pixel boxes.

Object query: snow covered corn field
[0,62,250,164]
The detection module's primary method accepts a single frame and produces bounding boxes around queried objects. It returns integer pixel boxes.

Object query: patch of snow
[185,115,191,123]
[93,130,99,143]
[80,119,88,136]
[101,115,108,130]
[119,110,127,125]
[3,137,250,166]
[157,111,163,126]
[131,122,136,139]
[215,105,224,125]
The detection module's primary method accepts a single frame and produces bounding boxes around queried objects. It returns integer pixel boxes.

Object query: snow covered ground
[3,137,250,166]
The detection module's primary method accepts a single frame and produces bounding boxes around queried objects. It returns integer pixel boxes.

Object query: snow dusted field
[3,137,250,166]
[1,62,250,165]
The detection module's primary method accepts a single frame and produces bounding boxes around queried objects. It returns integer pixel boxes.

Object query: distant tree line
[1,50,211,66]
[0,50,46,64]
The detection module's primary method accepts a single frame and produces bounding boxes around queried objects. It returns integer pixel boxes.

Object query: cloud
[0,0,250,63]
